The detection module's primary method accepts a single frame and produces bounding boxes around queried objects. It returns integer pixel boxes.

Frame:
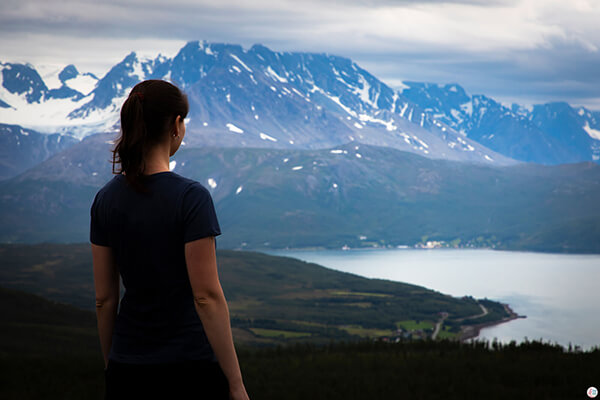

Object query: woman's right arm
[185,236,249,400]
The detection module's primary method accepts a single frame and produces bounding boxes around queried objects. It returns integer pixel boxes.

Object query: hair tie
[133,92,144,100]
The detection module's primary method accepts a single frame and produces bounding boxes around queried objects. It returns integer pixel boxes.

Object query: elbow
[193,290,225,308]
[95,295,119,309]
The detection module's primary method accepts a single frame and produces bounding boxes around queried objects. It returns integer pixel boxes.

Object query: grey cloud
[1,0,598,110]
[326,0,517,6]
[354,38,600,108]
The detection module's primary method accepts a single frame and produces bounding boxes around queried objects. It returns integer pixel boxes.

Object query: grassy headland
[0,243,518,343]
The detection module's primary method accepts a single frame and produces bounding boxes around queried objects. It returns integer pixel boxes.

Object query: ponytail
[111,80,189,194]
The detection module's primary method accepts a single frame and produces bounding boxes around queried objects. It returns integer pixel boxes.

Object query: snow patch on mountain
[354,75,377,109]
[266,66,287,83]
[37,65,63,89]
[259,132,277,142]
[65,74,97,95]
[583,122,600,141]
[226,123,244,133]
[230,54,252,73]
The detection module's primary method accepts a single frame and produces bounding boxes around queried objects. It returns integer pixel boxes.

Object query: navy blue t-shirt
[90,171,221,364]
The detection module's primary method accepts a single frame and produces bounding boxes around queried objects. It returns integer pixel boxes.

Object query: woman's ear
[173,115,182,137]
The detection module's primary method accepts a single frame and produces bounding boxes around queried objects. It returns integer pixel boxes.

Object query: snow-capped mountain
[0,41,516,166]
[399,82,600,164]
[3,40,599,166]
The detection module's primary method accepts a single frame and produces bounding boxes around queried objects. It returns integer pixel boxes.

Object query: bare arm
[92,243,120,369]
[185,236,249,400]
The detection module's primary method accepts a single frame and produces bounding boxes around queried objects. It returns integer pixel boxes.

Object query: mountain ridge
[399,82,600,164]
[4,40,597,167]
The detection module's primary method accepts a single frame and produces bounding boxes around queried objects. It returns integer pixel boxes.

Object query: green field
[396,319,435,331]
[436,326,459,339]
[250,328,312,339]
[330,290,392,298]
[338,325,394,338]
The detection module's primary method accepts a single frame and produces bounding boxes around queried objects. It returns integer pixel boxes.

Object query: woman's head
[111,80,189,193]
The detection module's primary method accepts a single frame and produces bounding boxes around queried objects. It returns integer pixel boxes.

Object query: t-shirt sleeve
[90,190,110,246]
[181,182,222,244]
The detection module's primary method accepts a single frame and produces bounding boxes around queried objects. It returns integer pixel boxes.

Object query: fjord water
[265,248,600,350]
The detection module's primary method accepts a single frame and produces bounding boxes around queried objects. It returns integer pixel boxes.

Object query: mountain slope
[0,123,79,180]
[1,132,598,253]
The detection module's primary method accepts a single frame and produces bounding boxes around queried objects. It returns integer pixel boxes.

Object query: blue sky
[2,0,599,110]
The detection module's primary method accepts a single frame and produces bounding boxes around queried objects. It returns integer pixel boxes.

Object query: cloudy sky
[2,0,599,109]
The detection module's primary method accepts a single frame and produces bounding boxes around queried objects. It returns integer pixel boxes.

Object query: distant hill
[1,138,599,253]
[0,243,511,344]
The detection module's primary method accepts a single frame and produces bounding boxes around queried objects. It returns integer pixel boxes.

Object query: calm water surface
[264,248,600,350]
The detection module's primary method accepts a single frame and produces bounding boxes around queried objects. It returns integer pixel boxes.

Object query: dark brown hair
[111,80,189,194]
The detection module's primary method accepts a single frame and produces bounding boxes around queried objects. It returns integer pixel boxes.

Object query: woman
[90,80,249,400]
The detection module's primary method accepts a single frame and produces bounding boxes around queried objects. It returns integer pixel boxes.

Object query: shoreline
[257,246,600,257]
[458,303,526,343]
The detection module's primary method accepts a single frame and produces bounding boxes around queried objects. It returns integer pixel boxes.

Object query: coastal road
[433,303,489,340]
[431,304,490,339]
[432,312,449,339]
[454,303,489,322]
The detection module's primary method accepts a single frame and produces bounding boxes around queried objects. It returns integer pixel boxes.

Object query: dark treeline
[2,338,598,399]
[238,338,599,400]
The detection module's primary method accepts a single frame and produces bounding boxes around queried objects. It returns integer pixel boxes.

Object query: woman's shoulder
[95,174,121,196]
[168,172,202,190]
[165,173,213,205]
[168,172,210,191]
[181,180,212,200]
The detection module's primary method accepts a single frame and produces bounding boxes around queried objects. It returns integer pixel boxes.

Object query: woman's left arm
[92,243,120,369]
